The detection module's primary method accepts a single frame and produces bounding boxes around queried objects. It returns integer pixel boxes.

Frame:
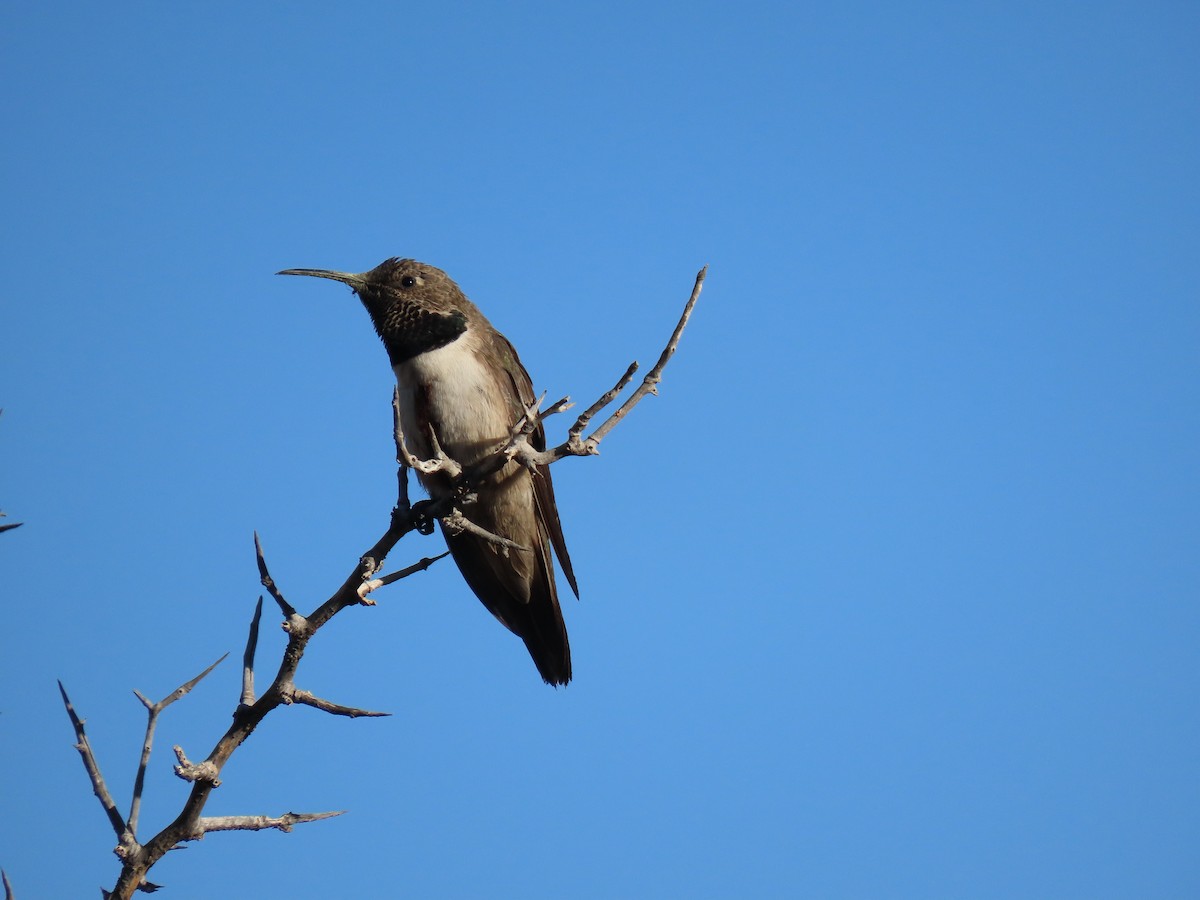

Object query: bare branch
[3,868,13,900]
[195,810,346,834]
[400,425,464,479]
[569,361,639,444]
[507,391,550,444]
[424,425,463,479]
[441,509,530,552]
[358,551,451,599]
[105,506,434,894]
[391,391,465,479]
[392,388,412,516]
[254,532,295,616]
[585,264,706,447]
[57,681,130,844]
[456,266,706,479]
[286,689,390,718]
[129,655,228,835]
[241,597,263,706]
[156,655,228,712]
[394,417,431,472]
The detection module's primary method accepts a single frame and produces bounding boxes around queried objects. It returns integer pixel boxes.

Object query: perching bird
[278,259,578,685]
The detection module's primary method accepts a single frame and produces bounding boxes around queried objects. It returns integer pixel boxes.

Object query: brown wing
[496,333,579,597]
[440,507,571,684]
[431,328,577,684]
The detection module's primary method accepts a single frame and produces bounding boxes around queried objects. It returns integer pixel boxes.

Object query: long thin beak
[276,268,367,289]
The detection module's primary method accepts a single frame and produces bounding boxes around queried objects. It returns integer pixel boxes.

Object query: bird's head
[278,258,471,364]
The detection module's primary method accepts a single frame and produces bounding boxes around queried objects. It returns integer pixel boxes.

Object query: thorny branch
[57,681,131,849]
[196,810,346,834]
[56,266,705,899]
[129,655,228,835]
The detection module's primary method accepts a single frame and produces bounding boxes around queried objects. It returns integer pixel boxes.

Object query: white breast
[392,329,515,469]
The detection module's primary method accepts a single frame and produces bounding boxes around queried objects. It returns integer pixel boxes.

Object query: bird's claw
[411,500,437,535]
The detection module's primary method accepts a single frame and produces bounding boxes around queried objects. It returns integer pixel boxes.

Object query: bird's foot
[410,500,437,535]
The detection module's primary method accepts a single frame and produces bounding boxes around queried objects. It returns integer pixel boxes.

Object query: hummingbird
[278,258,578,685]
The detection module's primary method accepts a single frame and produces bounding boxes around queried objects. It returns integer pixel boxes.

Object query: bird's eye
[401,275,416,288]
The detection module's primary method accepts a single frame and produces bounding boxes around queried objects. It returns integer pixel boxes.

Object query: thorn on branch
[568,361,639,447]
[504,264,706,469]
[241,597,263,707]
[357,551,450,599]
[585,265,705,447]
[130,654,228,835]
[288,688,391,718]
[195,810,346,834]
[509,392,548,442]
[441,510,530,553]
[57,681,130,842]
[155,655,228,711]
[254,532,295,616]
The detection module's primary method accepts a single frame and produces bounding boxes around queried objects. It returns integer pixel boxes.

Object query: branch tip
[58,681,129,840]
[290,688,391,718]
[254,533,296,616]
[195,809,347,834]
[241,596,264,706]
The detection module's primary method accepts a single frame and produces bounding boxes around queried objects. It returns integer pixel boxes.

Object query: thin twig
[441,509,530,552]
[493,265,705,472]
[358,551,452,598]
[3,868,14,900]
[586,265,706,446]
[129,655,228,835]
[195,810,345,834]
[241,597,263,706]
[424,425,463,479]
[392,388,412,517]
[109,497,446,895]
[287,689,390,718]
[57,682,130,843]
[568,362,639,444]
[254,532,295,616]
[392,391,463,478]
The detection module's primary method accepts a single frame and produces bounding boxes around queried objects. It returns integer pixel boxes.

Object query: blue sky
[2,2,1197,897]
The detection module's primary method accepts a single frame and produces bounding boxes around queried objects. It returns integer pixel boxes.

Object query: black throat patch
[364,295,468,365]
